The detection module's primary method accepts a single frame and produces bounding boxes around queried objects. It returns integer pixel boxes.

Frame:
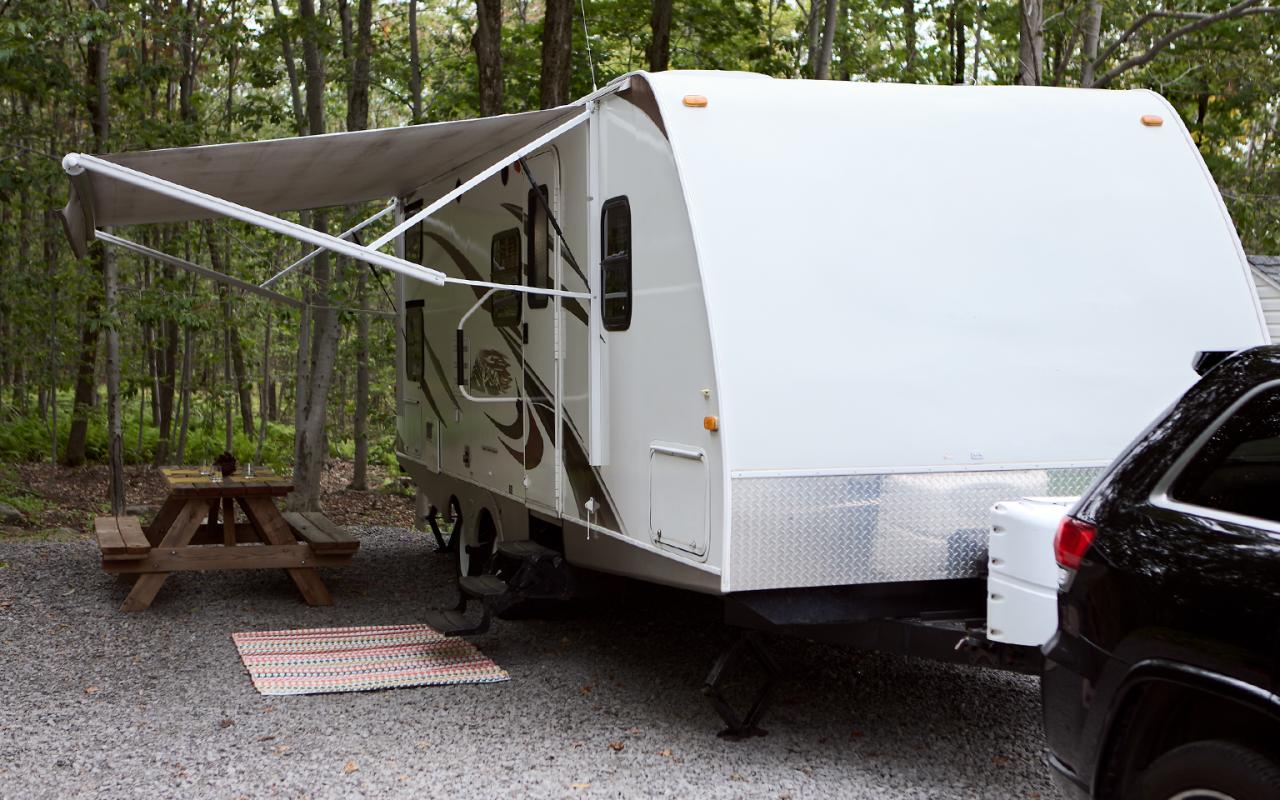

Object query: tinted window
[527,184,549,309]
[405,300,424,383]
[601,197,631,332]
[490,227,522,328]
[1170,386,1280,525]
[403,200,423,264]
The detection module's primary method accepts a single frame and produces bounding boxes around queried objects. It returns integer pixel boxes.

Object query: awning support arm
[95,230,305,309]
[363,107,592,256]
[62,153,446,286]
[261,200,396,288]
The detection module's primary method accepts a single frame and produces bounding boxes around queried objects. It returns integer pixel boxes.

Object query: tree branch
[1094,0,1277,88]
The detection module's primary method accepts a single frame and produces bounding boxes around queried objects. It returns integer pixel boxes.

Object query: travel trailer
[62,70,1269,732]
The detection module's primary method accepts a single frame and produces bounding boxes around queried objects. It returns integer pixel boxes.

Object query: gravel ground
[0,527,1056,799]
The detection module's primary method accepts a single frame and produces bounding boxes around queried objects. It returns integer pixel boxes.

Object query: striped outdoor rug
[231,623,510,696]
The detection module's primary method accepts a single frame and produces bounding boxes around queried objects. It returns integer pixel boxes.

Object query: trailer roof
[60,104,581,256]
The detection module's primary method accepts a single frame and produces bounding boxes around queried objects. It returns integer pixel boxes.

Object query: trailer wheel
[457,508,497,577]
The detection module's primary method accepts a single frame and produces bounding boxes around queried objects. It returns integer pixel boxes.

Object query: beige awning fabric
[61,105,581,257]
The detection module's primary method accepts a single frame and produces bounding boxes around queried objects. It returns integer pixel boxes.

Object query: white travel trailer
[61,70,1269,730]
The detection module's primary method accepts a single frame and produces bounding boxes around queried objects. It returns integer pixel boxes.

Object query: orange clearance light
[703,415,720,431]
[1141,115,1163,127]
[683,94,709,108]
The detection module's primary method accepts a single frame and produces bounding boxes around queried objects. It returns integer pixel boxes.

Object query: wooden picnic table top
[160,466,294,498]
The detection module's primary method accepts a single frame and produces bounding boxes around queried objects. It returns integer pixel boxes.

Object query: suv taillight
[1054,516,1096,571]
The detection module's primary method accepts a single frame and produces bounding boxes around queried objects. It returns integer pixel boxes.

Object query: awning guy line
[364,107,592,256]
[262,201,396,288]
[62,153,447,286]
[95,230,305,308]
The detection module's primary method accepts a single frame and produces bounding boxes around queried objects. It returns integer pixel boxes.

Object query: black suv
[1042,345,1280,800]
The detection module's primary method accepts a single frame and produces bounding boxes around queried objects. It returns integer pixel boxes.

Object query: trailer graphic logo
[470,349,515,396]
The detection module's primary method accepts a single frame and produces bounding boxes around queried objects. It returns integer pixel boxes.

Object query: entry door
[522,150,560,512]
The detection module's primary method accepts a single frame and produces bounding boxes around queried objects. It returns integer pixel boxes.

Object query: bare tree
[473,0,503,116]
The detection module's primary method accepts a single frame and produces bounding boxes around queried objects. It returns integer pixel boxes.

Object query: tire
[1136,740,1280,800]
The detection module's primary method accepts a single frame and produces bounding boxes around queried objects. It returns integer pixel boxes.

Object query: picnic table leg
[222,498,236,546]
[145,496,187,546]
[121,501,205,612]
[238,497,333,606]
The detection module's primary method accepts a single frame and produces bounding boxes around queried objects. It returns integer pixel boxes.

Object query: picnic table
[94,467,358,612]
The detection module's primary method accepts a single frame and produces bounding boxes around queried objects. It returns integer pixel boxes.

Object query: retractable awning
[60,104,586,261]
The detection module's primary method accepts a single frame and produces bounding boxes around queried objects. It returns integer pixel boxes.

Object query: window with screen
[527,184,549,309]
[405,300,424,383]
[601,197,631,332]
[490,228,522,328]
[1170,385,1280,525]
[403,200,423,265]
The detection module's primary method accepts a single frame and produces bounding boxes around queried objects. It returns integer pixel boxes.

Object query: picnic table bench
[94,467,359,611]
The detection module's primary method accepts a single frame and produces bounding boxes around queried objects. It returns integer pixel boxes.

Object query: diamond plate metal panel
[728,467,1101,591]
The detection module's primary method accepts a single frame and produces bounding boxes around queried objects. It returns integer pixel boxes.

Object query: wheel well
[476,507,498,543]
[1099,677,1280,797]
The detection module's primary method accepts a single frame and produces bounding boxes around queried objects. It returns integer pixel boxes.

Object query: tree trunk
[270,0,308,135]
[646,0,673,73]
[806,0,823,76]
[255,310,272,464]
[971,1,984,84]
[175,320,194,463]
[541,0,574,107]
[1017,0,1044,85]
[1080,0,1101,87]
[953,3,966,85]
[408,0,423,122]
[473,0,504,116]
[816,0,839,80]
[351,271,369,490]
[104,233,125,512]
[901,0,917,81]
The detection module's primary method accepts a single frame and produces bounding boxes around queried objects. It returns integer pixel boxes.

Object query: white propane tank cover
[986,497,1077,647]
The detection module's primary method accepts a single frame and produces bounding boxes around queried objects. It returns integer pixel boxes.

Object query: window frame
[527,184,550,310]
[600,195,632,333]
[404,299,425,384]
[489,227,523,329]
[1149,378,1280,534]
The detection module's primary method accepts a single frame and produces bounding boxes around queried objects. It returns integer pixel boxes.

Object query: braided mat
[232,623,509,696]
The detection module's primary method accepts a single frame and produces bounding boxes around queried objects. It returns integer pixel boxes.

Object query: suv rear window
[1170,385,1280,525]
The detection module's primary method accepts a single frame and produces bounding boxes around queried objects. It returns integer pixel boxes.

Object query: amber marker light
[1141,115,1163,127]
[683,95,709,108]
[704,416,720,431]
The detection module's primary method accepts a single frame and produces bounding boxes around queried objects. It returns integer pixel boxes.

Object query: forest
[0,0,1276,511]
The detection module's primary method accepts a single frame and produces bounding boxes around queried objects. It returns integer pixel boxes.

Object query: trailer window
[405,300,424,383]
[601,197,631,332]
[403,200,423,265]
[1170,386,1280,525]
[491,227,522,328]
[527,184,549,309]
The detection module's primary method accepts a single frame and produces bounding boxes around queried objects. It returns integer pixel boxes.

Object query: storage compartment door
[649,444,708,557]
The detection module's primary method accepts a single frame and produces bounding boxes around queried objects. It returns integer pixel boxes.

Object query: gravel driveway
[0,527,1055,799]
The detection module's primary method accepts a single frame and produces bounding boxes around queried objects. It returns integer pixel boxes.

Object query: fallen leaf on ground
[626,727,641,734]
[570,783,591,790]
[258,735,275,742]
[415,740,431,751]
[730,773,746,782]
[608,741,624,752]
[579,685,592,695]
[273,744,290,755]
[850,730,863,738]
[343,761,358,774]
[657,749,672,757]
[219,719,234,729]
[83,686,99,695]
[992,755,1009,765]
